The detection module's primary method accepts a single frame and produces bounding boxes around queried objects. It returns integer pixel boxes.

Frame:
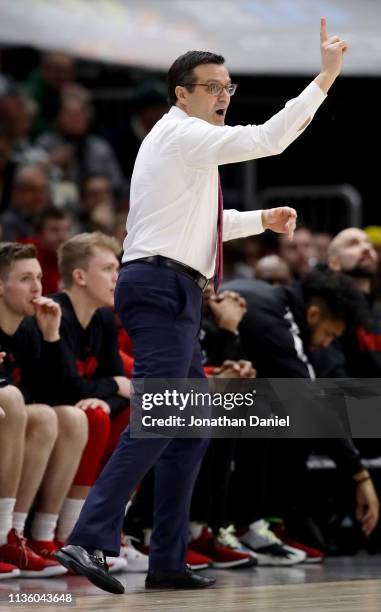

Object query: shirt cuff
[238,210,264,236]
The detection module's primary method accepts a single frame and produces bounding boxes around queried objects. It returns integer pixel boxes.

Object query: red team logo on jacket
[75,357,98,378]
[357,328,381,352]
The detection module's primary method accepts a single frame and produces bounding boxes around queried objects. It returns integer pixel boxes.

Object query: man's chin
[211,113,225,126]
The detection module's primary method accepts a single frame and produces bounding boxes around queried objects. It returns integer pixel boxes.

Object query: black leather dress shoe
[145,565,216,589]
[54,545,125,595]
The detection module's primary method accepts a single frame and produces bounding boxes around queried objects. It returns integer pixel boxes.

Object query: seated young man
[0,242,88,577]
[46,232,145,571]
[188,287,305,567]
[224,270,379,556]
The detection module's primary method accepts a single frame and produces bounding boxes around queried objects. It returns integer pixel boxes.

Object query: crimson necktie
[214,173,224,291]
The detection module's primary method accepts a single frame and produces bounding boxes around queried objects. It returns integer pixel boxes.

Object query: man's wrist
[42,334,60,343]
[314,71,337,94]
[261,210,268,230]
[218,321,239,334]
[353,469,370,484]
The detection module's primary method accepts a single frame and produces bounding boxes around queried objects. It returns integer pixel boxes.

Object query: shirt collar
[167,105,189,120]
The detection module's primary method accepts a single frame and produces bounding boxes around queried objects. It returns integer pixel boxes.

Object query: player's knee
[0,385,27,430]
[55,404,89,446]
[27,404,58,444]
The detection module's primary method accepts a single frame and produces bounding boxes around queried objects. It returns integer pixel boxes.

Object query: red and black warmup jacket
[47,292,128,415]
[0,319,68,404]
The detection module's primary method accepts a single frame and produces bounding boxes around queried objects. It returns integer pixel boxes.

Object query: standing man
[56,18,348,593]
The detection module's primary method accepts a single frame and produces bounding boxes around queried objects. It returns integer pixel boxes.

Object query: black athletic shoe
[54,545,125,594]
[145,565,216,589]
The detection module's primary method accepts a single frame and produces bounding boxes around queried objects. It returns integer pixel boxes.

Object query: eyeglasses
[188,82,238,96]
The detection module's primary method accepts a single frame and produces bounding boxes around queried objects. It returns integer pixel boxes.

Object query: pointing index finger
[320,16,328,42]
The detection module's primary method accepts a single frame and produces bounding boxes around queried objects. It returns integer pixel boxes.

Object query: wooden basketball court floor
[1,555,381,612]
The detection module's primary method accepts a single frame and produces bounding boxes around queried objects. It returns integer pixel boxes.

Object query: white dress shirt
[122,81,326,278]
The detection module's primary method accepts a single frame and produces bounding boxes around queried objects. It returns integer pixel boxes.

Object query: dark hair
[0,242,37,280]
[301,270,366,326]
[34,207,70,233]
[167,51,225,106]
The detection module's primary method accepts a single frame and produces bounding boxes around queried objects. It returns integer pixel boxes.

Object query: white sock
[12,511,28,537]
[249,519,266,532]
[56,498,85,544]
[189,522,204,541]
[30,512,58,541]
[0,498,16,544]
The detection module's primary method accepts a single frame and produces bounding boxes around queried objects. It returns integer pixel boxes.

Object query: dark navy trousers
[68,263,209,571]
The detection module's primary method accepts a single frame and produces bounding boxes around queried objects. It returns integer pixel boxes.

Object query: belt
[123,256,210,292]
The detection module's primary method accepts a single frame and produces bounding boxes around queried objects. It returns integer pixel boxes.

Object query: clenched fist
[261,206,297,240]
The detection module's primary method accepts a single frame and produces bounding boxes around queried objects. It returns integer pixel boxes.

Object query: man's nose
[218,88,230,103]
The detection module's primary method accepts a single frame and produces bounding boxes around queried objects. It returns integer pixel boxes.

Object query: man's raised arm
[314,16,348,94]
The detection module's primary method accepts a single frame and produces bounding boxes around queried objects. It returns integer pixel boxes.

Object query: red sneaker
[273,526,325,564]
[186,549,212,570]
[133,541,212,570]
[28,539,59,562]
[0,561,20,580]
[189,527,256,569]
[0,529,67,577]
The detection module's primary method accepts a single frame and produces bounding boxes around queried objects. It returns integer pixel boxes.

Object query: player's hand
[209,292,247,332]
[218,290,247,310]
[355,477,380,537]
[235,359,257,378]
[76,398,111,415]
[213,361,241,378]
[32,297,61,342]
[261,206,297,240]
[114,376,132,399]
[214,359,256,379]
[320,17,348,79]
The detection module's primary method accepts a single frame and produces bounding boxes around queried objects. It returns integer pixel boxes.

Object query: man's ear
[72,268,87,287]
[306,304,321,326]
[175,85,188,105]
[328,255,341,272]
